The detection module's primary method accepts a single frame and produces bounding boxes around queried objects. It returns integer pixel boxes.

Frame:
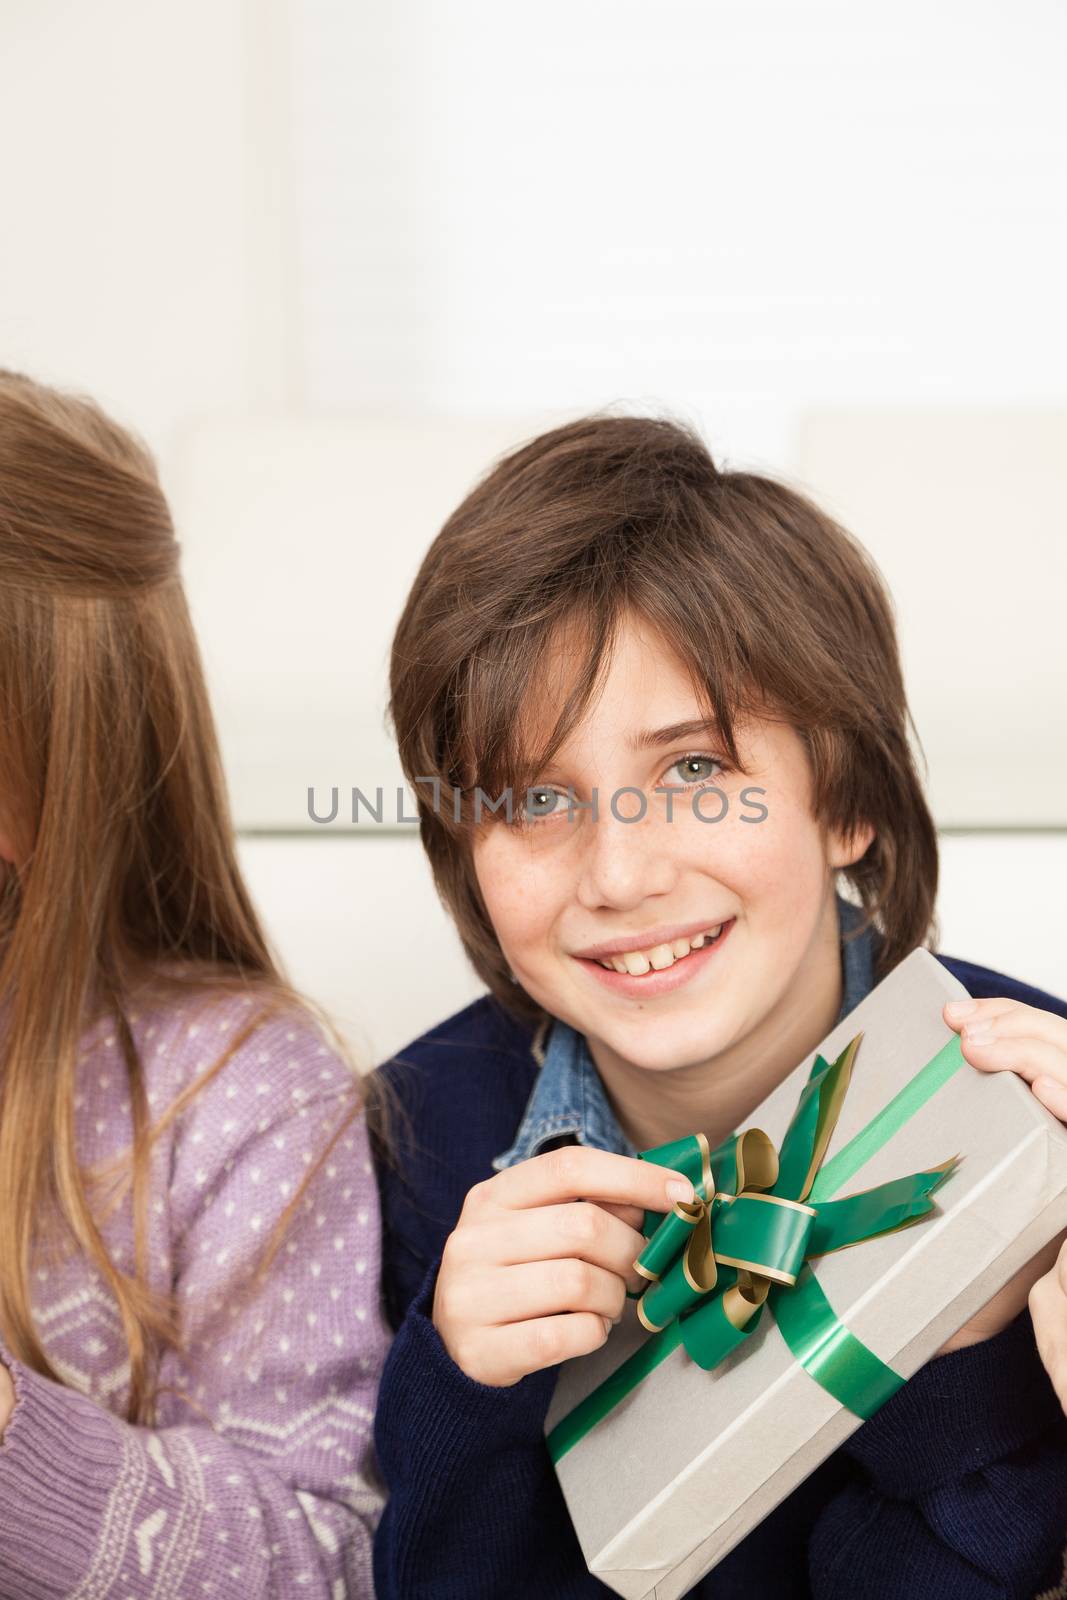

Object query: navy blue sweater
[368,953,1067,1599]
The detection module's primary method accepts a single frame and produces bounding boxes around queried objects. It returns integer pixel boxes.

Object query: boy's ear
[829,820,876,869]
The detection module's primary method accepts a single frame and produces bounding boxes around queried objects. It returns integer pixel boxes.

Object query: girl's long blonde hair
[0,368,364,1423]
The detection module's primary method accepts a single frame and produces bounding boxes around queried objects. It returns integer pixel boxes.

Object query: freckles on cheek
[733,807,828,922]
[475,842,559,966]
[694,794,821,907]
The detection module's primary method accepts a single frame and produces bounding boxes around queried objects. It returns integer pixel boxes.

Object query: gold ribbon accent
[634,1036,865,1334]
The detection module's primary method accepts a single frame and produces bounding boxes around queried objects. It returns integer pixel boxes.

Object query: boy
[368,415,1067,1598]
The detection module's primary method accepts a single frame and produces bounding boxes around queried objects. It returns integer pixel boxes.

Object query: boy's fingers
[482,1144,694,1215]
[1033,1076,1067,1122]
[945,999,1067,1053]
[481,1201,649,1291]
[596,1199,646,1228]
[944,997,1021,1024]
[479,1312,614,1385]
[479,1259,628,1327]
[961,1036,1066,1086]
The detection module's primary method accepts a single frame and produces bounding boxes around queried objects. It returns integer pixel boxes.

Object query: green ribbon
[546,1029,965,1463]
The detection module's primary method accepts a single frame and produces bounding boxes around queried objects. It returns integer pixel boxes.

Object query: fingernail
[964,1021,995,1045]
[665,1177,694,1203]
[602,1316,613,1336]
[945,1000,977,1018]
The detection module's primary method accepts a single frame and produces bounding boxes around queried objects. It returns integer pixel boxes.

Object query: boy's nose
[574,807,678,912]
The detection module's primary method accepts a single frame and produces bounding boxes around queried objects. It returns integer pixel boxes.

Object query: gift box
[543,948,1067,1599]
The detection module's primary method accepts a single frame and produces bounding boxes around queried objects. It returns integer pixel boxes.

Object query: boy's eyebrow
[518,718,731,778]
[631,717,722,750]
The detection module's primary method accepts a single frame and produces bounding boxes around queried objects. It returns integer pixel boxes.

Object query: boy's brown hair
[388,412,939,1024]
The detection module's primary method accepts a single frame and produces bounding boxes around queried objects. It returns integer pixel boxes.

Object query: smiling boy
[369,415,1067,1598]
[470,615,874,1160]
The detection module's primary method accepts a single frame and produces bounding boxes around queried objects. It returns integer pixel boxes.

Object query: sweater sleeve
[807,1310,1067,1599]
[372,1255,614,1599]
[0,1010,392,1600]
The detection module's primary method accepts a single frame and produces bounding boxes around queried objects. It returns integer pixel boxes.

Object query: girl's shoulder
[81,980,358,1103]
[139,982,356,1091]
[75,981,370,1197]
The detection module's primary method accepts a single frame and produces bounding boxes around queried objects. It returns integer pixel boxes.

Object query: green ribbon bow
[547,1029,965,1464]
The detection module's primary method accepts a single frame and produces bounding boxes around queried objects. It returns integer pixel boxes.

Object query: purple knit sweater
[0,985,391,1598]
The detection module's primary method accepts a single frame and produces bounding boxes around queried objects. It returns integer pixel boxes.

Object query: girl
[0,370,390,1597]
[369,414,1067,1599]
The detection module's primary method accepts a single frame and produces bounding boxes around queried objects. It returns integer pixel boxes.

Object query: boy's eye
[521,786,568,822]
[666,754,725,786]
[514,755,729,825]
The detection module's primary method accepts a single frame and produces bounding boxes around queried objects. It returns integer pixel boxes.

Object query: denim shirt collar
[490,893,880,1172]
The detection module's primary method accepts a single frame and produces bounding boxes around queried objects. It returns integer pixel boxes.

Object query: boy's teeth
[597,924,726,975]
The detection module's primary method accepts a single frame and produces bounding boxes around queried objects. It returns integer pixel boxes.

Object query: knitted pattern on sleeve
[0,986,390,1599]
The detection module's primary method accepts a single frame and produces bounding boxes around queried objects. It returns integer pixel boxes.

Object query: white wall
[7,3,1066,484]
[0,1,263,460]
[936,835,1067,999]
[293,1,1067,454]
[795,410,1067,828]
[172,414,564,828]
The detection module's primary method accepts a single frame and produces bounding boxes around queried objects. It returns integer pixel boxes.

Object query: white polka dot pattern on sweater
[0,987,391,1599]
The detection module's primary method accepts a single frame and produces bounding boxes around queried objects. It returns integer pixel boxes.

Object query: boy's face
[471,612,874,1076]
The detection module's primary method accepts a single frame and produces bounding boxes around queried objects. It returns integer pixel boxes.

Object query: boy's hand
[937,996,1067,1356]
[432,1146,694,1386]
[1030,1234,1067,1412]
[937,1228,1067,1354]
[943,995,1067,1120]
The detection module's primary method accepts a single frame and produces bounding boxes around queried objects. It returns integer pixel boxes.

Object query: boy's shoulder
[369,995,546,1322]
[369,985,550,1203]
[374,985,543,1100]
[932,950,1067,1019]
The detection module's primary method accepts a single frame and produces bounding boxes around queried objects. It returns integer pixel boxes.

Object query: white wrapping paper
[544,948,1067,1599]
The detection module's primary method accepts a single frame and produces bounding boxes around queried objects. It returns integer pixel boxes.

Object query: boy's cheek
[473,838,562,962]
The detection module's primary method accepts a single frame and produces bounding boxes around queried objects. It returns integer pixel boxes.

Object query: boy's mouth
[572,918,735,998]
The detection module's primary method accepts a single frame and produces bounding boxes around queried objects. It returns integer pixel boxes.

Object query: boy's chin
[592,1014,732,1076]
